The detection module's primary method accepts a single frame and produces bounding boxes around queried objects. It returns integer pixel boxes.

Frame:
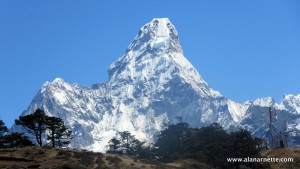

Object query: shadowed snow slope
[11,18,300,151]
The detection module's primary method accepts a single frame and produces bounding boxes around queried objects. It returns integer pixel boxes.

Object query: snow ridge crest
[108,18,221,98]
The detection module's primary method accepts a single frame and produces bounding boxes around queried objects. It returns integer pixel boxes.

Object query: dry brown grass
[261,147,300,169]
[3,146,298,169]
[0,146,180,169]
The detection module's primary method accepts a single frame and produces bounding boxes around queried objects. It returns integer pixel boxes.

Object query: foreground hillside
[1,146,300,169]
[261,148,300,169]
[0,146,212,169]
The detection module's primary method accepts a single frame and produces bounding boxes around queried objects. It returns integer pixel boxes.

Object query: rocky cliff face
[11,18,300,151]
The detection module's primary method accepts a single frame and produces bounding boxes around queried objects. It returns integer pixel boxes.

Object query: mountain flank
[11,18,300,151]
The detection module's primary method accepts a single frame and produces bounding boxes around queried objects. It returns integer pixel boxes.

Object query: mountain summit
[12,18,300,151]
[109,18,221,98]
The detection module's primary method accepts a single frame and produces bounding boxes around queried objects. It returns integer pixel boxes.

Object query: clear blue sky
[0,0,299,127]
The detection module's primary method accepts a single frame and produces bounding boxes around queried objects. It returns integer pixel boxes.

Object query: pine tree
[3,132,33,147]
[119,131,135,155]
[0,119,8,137]
[154,122,190,162]
[55,125,72,148]
[15,108,72,148]
[45,116,72,148]
[195,124,231,168]
[0,119,8,148]
[229,129,262,169]
[15,108,47,146]
[108,137,121,153]
[131,138,145,158]
[108,131,148,158]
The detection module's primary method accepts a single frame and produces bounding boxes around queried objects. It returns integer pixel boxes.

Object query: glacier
[11,18,300,151]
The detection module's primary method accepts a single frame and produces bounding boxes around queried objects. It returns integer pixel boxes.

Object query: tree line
[108,120,270,169]
[0,108,71,149]
[107,131,152,159]
[2,110,270,168]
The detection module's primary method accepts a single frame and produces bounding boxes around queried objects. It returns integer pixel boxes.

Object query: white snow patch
[228,100,250,122]
[53,91,68,105]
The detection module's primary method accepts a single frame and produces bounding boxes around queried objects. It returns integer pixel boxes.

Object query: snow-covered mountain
[11,18,300,151]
